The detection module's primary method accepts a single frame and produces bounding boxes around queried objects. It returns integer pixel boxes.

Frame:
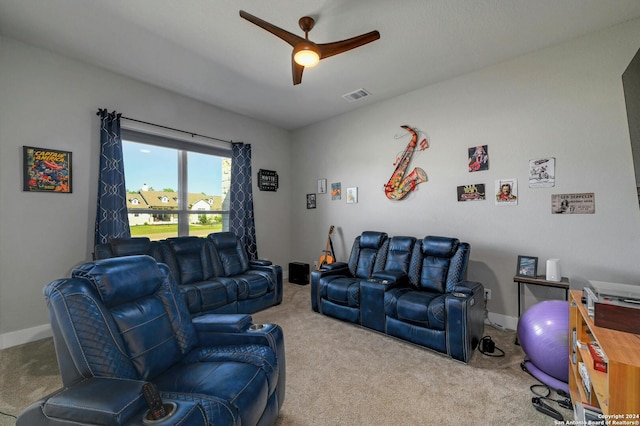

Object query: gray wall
[2,18,640,346]
[0,37,292,347]
[290,19,640,328]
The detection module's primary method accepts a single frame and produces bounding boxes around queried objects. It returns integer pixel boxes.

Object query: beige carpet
[0,281,573,425]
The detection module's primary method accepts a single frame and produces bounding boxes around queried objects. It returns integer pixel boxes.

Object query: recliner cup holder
[143,402,177,424]
[249,324,265,331]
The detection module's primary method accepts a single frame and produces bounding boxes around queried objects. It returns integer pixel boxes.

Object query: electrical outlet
[484,289,492,300]
[313,261,318,269]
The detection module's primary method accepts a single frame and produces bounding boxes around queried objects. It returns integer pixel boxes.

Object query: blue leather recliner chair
[17,255,286,425]
[312,233,484,363]
[310,231,389,324]
[384,236,485,363]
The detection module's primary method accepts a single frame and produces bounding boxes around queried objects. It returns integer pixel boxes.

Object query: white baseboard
[0,324,52,350]
[486,312,518,331]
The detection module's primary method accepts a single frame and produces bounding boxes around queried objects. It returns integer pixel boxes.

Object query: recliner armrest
[43,378,145,425]
[370,270,409,286]
[18,378,208,426]
[451,280,484,297]
[192,313,253,333]
[250,259,273,266]
[320,261,348,271]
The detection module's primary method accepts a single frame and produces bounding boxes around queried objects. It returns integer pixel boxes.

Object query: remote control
[142,382,166,420]
[532,397,563,421]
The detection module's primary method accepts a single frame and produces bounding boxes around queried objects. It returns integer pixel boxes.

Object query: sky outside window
[123,141,224,195]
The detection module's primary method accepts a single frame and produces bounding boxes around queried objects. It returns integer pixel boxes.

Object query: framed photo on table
[516,255,538,277]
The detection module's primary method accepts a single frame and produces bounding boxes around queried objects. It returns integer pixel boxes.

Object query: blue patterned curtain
[230,142,258,259]
[94,109,130,246]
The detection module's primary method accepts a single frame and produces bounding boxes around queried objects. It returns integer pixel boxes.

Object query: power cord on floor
[477,335,505,357]
[530,384,572,410]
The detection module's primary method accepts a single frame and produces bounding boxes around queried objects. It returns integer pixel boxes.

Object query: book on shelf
[578,361,592,400]
[587,341,608,373]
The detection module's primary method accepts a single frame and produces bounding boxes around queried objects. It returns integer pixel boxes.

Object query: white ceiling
[2,0,640,130]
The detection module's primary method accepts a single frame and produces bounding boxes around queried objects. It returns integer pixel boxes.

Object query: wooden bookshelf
[569,290,640,419]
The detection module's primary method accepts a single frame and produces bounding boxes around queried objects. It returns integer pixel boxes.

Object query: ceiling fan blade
[318,30,380,59]
[239,10,305,47]
[292,58,304,85]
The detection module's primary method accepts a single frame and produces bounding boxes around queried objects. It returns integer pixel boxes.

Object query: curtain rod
[96,110,234,145]
[122,116,233,145]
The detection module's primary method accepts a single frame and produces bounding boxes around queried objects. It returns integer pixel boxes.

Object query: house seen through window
[122,129,231,240]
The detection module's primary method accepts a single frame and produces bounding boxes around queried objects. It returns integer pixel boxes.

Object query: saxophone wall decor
[384,125,428,200]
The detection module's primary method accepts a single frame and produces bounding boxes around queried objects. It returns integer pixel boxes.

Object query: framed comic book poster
[23,146,72,193]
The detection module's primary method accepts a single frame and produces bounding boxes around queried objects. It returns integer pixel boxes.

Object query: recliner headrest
[72,255,164,307]
[109,237,151,257]
[167,236,204,254]
[208,232,238,249]
[421,236,460,258]
[360,231,388,249]
[389,236,416,252]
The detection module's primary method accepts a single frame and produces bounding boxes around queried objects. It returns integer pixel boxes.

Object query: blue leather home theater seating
[311,231,485,363]
[94,232,283,316]
[17,255,285,425]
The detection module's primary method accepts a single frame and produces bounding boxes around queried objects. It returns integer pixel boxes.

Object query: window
[122,129,231,240]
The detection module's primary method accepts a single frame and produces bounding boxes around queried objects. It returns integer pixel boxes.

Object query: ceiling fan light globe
[293,42,320,67]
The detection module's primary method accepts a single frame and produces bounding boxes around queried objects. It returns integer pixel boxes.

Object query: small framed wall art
[495,179,518,206]
[468,145,489,172]
[306,193,316,209]
[23,146,72,193]
[457,184,486,202]
[516,255,538,277]
[317,179,327,194]
[331,182,342,200]
[346,187,358,204]
[257,169,279,191]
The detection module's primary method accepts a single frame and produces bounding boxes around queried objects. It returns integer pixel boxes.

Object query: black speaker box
[289,262,310,285]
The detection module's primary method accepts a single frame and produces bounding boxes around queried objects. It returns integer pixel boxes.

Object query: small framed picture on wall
[23,146,73,193]
[346,187,358,204]
[306,193,316,209]
[317,179,327,194]
[331,182,341,200]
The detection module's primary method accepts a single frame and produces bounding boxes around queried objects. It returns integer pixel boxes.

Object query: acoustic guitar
[318,225,335,270]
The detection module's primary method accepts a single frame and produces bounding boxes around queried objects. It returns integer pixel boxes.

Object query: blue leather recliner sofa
[94,232,283,316]
[311,231,485,363]
[17,255,285,426]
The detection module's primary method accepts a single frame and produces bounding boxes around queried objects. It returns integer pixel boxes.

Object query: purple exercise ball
[517,300,569,383]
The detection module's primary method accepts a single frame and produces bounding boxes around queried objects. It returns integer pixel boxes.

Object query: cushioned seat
[389,291,445,329]
[156,345,278,426]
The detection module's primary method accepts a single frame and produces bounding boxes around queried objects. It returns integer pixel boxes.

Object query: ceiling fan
[239,10,380,85]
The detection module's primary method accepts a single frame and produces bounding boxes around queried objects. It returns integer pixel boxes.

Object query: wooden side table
[513,275,570,318]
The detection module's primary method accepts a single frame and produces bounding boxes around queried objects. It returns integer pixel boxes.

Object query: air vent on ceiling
[342,88,371,102]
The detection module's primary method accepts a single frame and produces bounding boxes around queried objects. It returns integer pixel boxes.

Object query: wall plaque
[257,169,278,191]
